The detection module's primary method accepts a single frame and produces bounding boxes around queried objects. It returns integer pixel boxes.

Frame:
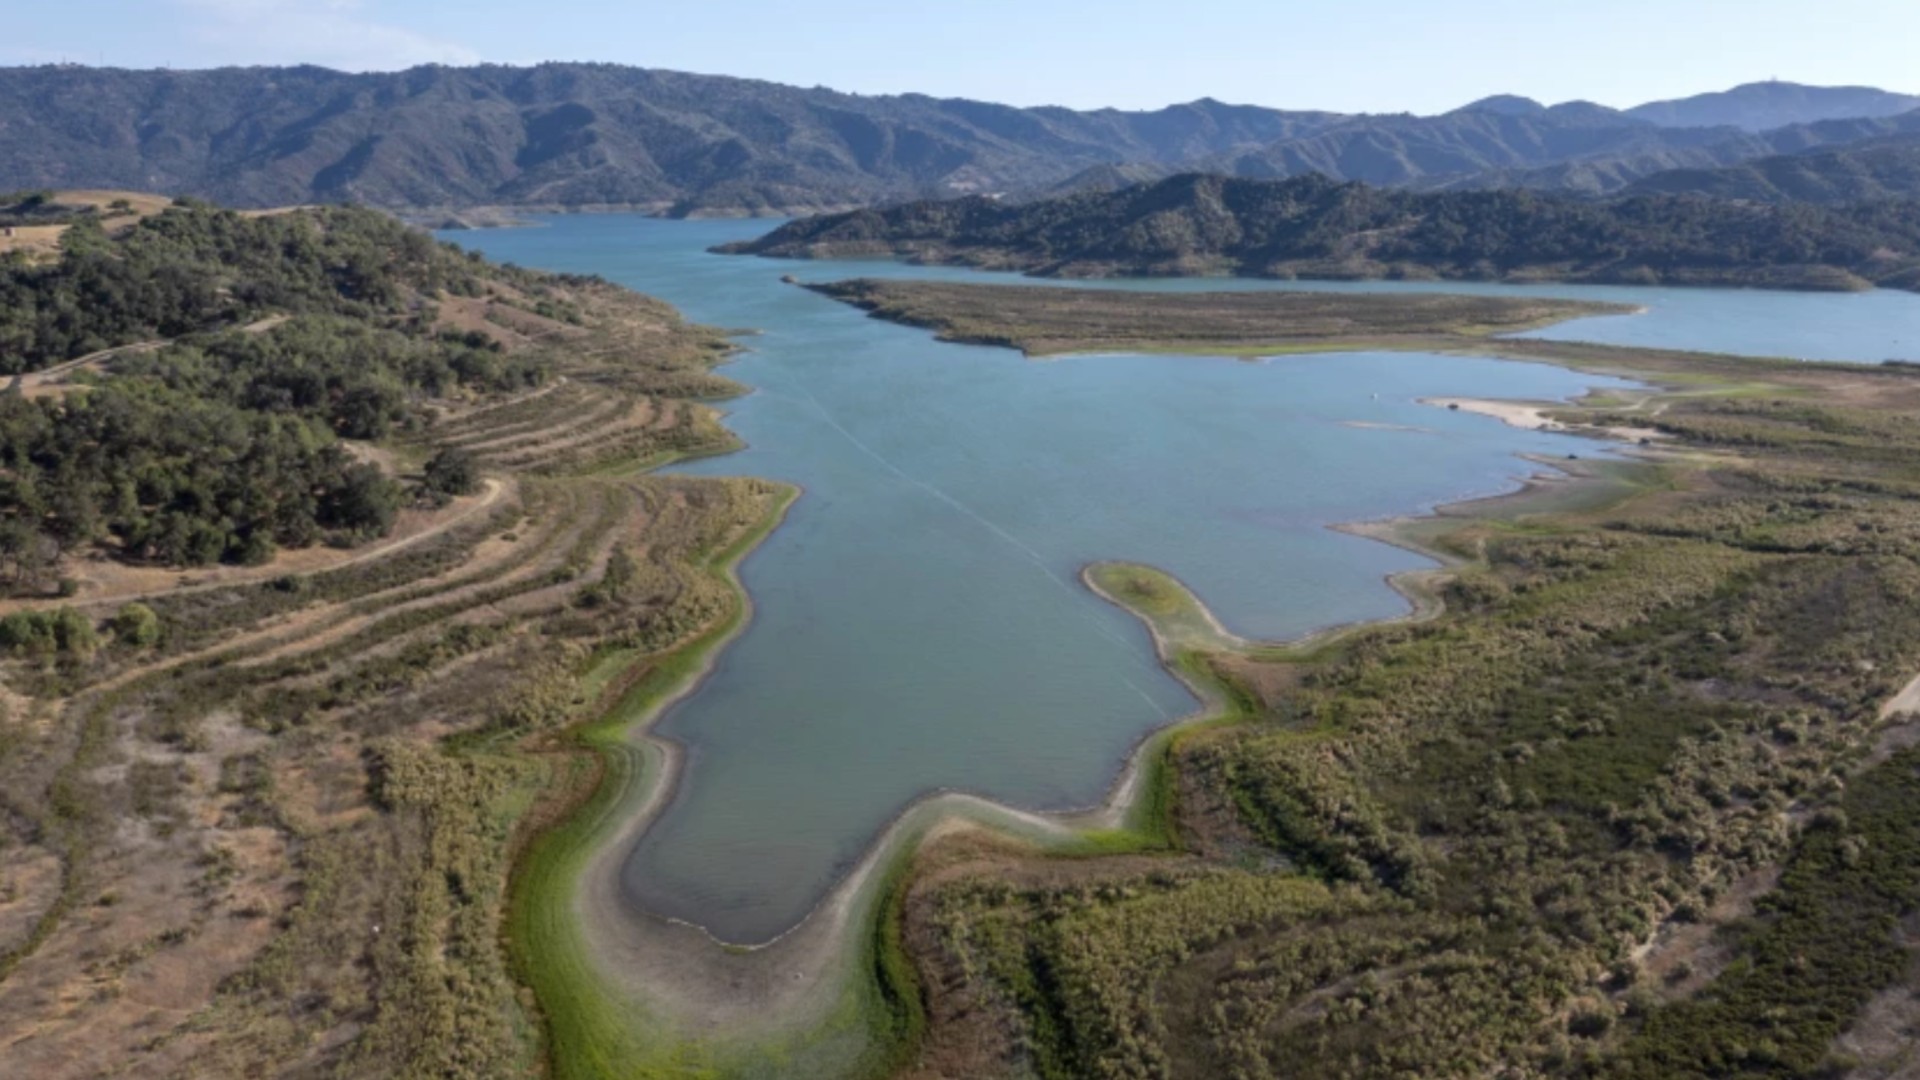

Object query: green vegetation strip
[508,486,798,1078]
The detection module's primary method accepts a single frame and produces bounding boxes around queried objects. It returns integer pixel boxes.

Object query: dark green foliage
[421,447,483,503]
[0,189,87,228]
[728,173,1920,290]
[0,202,563,569]
[117,319,539,439]
[1607,747,1920,1078]
[0,606,97,657]
[0,519,61,592]
[320,463,405,542]
[0,202,490,372]
[0,382,399,564]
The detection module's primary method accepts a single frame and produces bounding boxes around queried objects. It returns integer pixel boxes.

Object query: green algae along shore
[506,353,1674,1076]
[450,215,1920,1078]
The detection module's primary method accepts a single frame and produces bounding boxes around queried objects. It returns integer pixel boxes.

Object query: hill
[1623,134,1920,204]
[1628,80,1920,131]
[1420,109,1920,196]
[0,194,734,568]
[4,65,1920,213]
[0,189,785,1079]
[0,65,1337,216]
[720,172,1920,291]
[1205,105,1767,190]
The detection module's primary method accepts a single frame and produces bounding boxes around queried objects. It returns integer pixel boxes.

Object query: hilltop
[1626,80,1920,131]
[0,193,736,571]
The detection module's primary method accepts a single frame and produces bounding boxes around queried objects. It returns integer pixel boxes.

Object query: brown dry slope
[0,219,773,1078]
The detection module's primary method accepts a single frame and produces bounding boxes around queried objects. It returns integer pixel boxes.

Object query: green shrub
[110,603,163,648]
[421,446,482,503]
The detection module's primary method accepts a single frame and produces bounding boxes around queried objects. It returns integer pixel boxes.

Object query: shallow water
[449,217,1918,942]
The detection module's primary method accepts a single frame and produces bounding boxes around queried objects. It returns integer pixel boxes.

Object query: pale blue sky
[6,0,1917,114]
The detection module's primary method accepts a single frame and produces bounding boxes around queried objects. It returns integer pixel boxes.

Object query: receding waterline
[447,215,1918,943]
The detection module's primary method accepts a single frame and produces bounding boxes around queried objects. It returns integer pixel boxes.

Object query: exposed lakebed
[448,216,1920,942]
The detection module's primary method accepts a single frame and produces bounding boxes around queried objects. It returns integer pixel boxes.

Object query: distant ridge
[1454,95,1549,117]
[1,65,1917,214]
[1627,81,1920,132]
[1624,134,1920,204]
[0,64,1339,216]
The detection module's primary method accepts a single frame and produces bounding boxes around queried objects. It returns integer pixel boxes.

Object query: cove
[448,217,1918,943]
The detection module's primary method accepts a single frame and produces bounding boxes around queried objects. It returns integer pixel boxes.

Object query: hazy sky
[5,0,1917,114]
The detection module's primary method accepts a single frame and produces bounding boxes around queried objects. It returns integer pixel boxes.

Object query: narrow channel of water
[449,216,1919,942]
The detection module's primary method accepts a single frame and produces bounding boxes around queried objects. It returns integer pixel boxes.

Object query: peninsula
[720,172,1920,292]
[803,278,1633,356]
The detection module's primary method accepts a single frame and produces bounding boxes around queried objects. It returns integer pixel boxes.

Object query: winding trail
[0,478,508,616]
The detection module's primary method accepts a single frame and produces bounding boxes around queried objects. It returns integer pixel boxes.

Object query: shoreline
[592,383,1631,941]
[525,369,1671,1077]
[735,245,1908,295]
[507,280,1748,1076]
[1420,393,1670,443]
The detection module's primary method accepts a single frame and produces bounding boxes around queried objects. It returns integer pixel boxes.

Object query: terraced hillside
[0,196,788,1077]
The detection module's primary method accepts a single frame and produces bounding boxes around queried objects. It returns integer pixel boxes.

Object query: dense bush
[0,606,97,656]
[109,602,162,648]
[420,446,483,503]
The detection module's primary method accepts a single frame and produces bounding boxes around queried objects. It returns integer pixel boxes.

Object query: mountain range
[1,64,1917,215]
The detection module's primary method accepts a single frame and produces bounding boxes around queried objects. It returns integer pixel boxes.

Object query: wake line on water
[779,377,1176,721]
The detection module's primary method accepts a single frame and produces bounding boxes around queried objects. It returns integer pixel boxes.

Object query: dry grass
[806,278,1632,357]
[0,221,754,1078]
[0,191,173,260]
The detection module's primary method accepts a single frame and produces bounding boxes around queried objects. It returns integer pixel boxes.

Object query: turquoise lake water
[448,217,1920,942]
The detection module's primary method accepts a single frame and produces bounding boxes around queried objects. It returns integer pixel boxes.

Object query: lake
[447,216,1920,942]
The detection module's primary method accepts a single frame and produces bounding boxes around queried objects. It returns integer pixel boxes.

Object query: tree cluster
[0,200,493,372]
[0,202,556,572]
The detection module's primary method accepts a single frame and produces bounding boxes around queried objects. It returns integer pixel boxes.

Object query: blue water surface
[449,216,1917,940]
